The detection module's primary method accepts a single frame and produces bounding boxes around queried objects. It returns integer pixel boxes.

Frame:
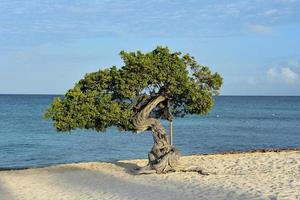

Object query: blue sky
[0,0,300,95]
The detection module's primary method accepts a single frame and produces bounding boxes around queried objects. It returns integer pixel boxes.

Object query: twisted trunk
[132,95,180,174]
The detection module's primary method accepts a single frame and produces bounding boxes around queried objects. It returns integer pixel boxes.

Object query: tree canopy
[45,46,223,133]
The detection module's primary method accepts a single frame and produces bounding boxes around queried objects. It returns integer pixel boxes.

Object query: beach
[0,150,299,200]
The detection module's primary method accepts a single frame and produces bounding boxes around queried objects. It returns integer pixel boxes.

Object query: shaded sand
[0,151,299,200]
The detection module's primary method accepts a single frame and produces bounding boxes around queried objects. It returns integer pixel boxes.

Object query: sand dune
[0,150,299,200]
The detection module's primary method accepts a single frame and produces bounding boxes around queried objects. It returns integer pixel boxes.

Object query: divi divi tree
[45,46,222,174]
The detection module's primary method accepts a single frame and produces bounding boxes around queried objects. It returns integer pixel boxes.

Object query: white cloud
[287,60,300,68]
[266,67,299,84]
[281,68,299,84]
[274,0,297,3]
[266,68,278,79]
[1,0,300,45]
[247,24,272,34]
[262,9,278,16]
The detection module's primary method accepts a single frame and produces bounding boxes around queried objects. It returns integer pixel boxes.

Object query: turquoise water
[0,95,299,169]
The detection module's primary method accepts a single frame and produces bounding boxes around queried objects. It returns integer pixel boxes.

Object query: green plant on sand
[45,46,222,174]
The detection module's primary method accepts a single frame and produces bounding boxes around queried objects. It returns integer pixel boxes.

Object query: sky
[0,0,300,95]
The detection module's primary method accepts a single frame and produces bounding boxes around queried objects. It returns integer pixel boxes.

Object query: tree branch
[132,95,166,132]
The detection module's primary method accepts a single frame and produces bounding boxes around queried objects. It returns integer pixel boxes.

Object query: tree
[45,46,222,174]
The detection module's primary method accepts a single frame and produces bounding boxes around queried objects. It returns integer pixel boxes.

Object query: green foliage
[45,46,223,132]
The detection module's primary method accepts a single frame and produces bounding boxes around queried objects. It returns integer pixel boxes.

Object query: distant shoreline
[1,147,299,172]
[198,147,300,155]
[1,94,300,97]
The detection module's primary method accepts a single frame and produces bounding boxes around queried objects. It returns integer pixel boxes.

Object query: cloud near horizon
[247,60,300,86]
[266,67,299,85]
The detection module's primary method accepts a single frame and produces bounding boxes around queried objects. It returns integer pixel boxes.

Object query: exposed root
[133,165,213,176]
[178,166,212,175]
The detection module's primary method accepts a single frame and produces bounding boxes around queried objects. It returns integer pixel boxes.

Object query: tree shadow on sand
[0,180,16,200]
[109,161,148,175]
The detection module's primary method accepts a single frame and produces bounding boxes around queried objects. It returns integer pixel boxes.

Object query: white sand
[0,151,299,200]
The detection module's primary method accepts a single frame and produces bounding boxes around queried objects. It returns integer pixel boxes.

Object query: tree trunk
[132,95,180,174]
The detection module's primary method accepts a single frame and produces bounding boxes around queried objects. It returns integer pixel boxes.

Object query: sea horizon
[1,94,300,97]
[1,95,299,169]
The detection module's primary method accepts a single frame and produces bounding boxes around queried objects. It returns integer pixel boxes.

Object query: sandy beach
[0,150,299,200]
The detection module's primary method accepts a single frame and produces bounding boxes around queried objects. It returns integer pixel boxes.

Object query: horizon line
[0,94,299,97]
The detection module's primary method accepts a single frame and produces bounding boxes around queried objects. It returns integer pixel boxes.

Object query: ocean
[0,95,299,169]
